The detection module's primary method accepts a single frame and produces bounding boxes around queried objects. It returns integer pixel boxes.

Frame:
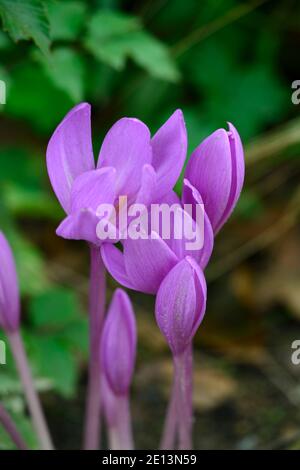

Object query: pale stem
[174,347,193,450]
[108,395,134,450]
[7,329,53,450]
[83,245,106,450]
[160,381,177,449]
[0,402,27,449]
[160,345,193,450]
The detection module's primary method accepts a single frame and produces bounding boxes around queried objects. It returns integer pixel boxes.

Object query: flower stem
[0,402,27,449]
[83,245,106,450]
[160,345,193,450]
[108,395,134,450]
[160,381,177,449]
[7,330,53,450]
[174,347,193,450]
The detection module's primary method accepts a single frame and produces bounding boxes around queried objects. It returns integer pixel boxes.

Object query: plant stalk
[83,245,106,449]
[0,402,27,449]
[7,330,53,450]
[108,395,134,450]
[160,381,177,449]
[160,345,193,450]
[174,348,193,450]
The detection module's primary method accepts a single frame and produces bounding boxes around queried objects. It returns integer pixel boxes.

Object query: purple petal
[216,122,245,231]
[182,179,214,269]
[163,204,205,266]
[184,128,231,232]
[101,288,137,395]
[151,110,187,199]
[123,233,178,294]
[101,244,135,290]
[154,190,181,205]
[97,118,152,198]
[46,103,95,214]
[70,167,116,213]
[0,232,20,332]
[56,209,101,245]
[135,164,157,206]
[155,257,207,355]
[185,124,245,233]
[102,373,118,426]
[189,256,207,337]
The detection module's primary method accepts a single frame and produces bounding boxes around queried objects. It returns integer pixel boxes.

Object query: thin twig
[172,0,270,57]
[246,117,300,165]
[207,190,300,282]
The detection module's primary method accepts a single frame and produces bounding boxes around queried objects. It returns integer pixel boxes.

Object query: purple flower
[101,199,213,295]
[0,232,20,332]
[184,123,245,234]
[101,289,137,396]
[101,289,136,449]
[155,257,207,356]
[46,103,187,245]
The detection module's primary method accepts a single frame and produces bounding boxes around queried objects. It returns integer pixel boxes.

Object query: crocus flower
[0,232,53,450]
[0,231,20,332]
[155,257,207,356]
[101,289,137,450]
[184,123,245,234]
[155,257,206,450]
[46,103,186,448]
[101,202,213,295]
[46,103,187,245]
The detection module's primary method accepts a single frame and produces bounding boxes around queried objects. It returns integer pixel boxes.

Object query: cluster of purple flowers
[0,102,244,450]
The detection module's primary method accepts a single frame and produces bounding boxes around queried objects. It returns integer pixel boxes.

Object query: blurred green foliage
[0,0,298,448]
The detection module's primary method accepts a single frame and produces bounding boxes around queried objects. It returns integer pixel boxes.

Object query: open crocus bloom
[46,103,187,246]
[184,123,244,234]
[101,199,213,295]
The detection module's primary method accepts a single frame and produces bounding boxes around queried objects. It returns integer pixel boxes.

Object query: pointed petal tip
[98,117,152,197]
[56,209,100,245]
[46,102,95,214]
[49,102,91,139]
[151,109,187,199]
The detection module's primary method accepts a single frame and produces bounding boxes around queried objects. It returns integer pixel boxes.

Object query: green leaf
[0,0,50,54]
[3,184,63,221]
[48,0,86,41]
[29,287,83,328]
[88,10,141,40]
[184,37,288,140]
[28,287,89,358]
[6,62,73,133]
[0,29,10,48]
[0,148,41,188]
[6,228,49,296]
[85,10,179,81]
[125,31,180,82]
[28,335,78,397]
[85,10,140,70]
[61,319,88,356]
[37,47,85,102]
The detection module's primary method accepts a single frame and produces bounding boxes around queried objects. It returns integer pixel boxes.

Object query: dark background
[0,0,300,449]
